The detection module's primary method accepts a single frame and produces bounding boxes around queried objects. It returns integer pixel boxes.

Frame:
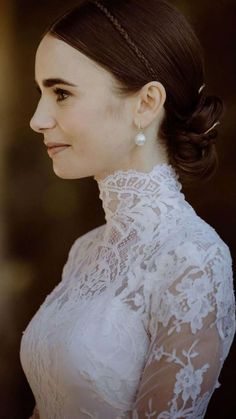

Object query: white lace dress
[20,163,236,419]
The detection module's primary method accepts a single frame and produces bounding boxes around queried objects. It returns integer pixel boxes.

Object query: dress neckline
[95,162,183,222]
[96,162,178,186]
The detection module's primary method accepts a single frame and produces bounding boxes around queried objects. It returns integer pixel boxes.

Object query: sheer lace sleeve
[130,241,235,418]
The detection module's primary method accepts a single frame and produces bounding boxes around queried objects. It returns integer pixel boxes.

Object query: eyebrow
[34,78,77,91]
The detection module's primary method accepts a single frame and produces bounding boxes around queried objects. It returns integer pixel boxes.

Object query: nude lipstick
[45,142,71,157]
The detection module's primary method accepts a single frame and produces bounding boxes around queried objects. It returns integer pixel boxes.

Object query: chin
[52,165,90,180]
[52,165,74,179]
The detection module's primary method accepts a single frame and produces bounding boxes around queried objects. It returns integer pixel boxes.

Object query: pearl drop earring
[134,122,146,146]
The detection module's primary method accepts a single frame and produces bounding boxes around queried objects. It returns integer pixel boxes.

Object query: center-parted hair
[46,0,224,185]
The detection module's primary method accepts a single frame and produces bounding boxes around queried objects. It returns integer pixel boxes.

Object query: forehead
[35,34,113,87]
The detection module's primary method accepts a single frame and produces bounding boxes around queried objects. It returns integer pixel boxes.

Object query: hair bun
[166,94,224,184]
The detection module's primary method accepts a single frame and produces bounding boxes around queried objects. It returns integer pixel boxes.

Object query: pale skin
[29,34,169,418]
[30,33,169,182]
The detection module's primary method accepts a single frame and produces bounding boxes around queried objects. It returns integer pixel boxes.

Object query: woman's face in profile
[30,34,136,180]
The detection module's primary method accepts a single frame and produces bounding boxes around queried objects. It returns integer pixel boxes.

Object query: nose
[30,100,56,133]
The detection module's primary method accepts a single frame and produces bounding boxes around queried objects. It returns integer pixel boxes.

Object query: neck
[95,162,187,277]
[96,162,182,222]
[94,142,169,183]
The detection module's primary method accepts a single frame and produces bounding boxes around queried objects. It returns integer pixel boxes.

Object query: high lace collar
[96,163,183,222]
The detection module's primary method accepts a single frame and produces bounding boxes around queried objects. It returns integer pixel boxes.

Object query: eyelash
[53,88,70,102]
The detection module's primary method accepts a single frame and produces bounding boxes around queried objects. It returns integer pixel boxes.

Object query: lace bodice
[20,163,236,419]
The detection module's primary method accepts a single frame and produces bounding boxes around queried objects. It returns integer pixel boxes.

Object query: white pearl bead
[135,133,146,146]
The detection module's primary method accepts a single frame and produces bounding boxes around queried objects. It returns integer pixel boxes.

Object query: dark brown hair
[45,0,224,185]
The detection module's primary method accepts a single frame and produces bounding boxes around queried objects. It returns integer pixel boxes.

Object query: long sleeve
[130,240,235,418]
[20,163,236,419]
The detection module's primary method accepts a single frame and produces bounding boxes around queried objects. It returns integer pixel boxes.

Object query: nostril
[30,122,42,134]
[29,108,56,132]
[29,117,45,133]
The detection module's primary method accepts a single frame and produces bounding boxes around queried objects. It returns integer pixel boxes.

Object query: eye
[53,88,70,102]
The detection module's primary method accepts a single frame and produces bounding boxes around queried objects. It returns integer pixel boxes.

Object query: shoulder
[148,218,234,311]
[157,211,232,276]
[148,223,235,334]
[70,223,105,255]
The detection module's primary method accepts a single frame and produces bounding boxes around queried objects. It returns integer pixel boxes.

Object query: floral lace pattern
[20,163,236,419]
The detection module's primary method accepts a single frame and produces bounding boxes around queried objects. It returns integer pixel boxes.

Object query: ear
[134,81,166,128]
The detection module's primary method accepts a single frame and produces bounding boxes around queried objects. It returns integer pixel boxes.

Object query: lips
[45,142,71,157]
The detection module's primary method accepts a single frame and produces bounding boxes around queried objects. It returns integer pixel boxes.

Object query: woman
[20,1,235,418]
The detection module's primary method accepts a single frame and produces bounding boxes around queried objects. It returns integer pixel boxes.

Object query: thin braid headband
[91,0,157,80]
[91,1,218,137]
[91,1,205,97]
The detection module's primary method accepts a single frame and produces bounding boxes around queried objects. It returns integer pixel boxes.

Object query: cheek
[62,99,105,135]
[59,102,107,141]
[57,95,128,159]
[58,108,104,159]
[59,108,93,145]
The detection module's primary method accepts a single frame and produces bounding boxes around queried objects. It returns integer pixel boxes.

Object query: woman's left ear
[134,81,166,128]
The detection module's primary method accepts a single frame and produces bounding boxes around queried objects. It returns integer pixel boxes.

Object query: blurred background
[0,0,235,418]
